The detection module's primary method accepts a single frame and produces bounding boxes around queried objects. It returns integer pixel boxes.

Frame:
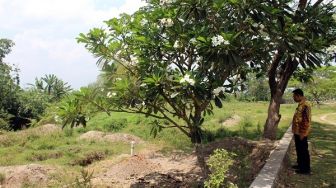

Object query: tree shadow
[282,121,336,187]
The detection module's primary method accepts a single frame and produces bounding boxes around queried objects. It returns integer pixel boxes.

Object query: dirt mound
[0,164,57,187]
[79,131,105,141]
[88,137,275,187]
[92,155,160,187]
[34,124,61,134]
[221,115,241,127]
[104,133,144,144]
[79,131,144,144]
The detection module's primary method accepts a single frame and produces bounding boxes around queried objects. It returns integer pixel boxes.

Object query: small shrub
[27,151,63,161]
[64,127,74,137]
[74,169,93,188]
[205,149,237,188]
[71,151,105,166]
[103,118,127,132]
[37,143,56,150]
[0,118,10,131]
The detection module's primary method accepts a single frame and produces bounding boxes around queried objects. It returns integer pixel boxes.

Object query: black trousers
[294,134,311,172]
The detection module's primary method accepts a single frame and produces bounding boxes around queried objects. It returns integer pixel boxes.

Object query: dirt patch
[79,131,105,141]
[221,115,241,127]
[0,164,57,187]
[319,113,336,126]
[91,153,202,188]
[88,137,275,188]
[79,131,144,144]
[33,124,62,134]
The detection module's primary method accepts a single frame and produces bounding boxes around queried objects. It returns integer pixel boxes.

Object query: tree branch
[312,0,324,9]
[268,49,284,97]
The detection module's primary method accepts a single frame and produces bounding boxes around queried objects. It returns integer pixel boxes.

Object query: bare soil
[0,164,57,188]
[79,131,144,144]
[0,130,275,187]
[221,115,241,127]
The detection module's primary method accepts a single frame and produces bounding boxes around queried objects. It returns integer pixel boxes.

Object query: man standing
[292,88,311,174]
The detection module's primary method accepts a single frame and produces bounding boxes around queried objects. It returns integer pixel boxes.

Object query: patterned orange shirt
[292,99,312,137]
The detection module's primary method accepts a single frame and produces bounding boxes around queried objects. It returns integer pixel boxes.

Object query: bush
[71,151,106,166]
[103,118,127,132]
[0,118,10,131]
[27,151,63,161]
[205,149,237,188]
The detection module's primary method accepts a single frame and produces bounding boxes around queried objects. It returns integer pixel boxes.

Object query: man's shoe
[291,165,300,170]
[295,169,311,175]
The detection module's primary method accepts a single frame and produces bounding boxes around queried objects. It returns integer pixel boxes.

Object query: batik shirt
[292,99,312,137]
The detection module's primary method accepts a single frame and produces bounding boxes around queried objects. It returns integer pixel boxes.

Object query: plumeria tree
[78,0,336,142]
[246,0,336,139]
[78,0,259,143]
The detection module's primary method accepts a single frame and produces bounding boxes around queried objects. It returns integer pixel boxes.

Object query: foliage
[204,149,236,188]
[77,0,273,143]
[74,169,93,188]
[291,66,336,103]
[29,74,72,102]
[240,73,270,101]
[77,0,336,141]
[249,0,336,139]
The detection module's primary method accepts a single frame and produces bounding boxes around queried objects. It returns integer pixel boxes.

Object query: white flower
[107,92,116,98]
[211,35,230,47]
[259,24,265,29]
[213,87,225,96]
[140,83,147,87]
[180,74,195,86]
[252,23,259,27]
[160,0,175,5]
[251,35,258,40]
[333,14,336,21]
[190,38,197,44]
[140,19,148,26]
[142,101,145,106]
[115,77,122,81]
[326,45,336,54]
[130,55,138,65]
[173,41,180,48]
[160,18,174,27]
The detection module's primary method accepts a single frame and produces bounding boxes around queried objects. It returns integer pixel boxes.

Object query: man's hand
[300,134,305,140]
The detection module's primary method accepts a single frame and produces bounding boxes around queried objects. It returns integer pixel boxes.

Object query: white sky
[0,0,146,89]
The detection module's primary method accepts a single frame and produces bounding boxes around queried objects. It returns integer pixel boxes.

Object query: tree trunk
[263,92,282,140]
[190,122,202,144]
[264,56,299,140]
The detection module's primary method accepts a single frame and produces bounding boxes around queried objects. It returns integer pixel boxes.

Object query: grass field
[281,103,336,187]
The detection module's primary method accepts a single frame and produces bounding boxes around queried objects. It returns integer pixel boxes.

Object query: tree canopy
[78,0,336,142]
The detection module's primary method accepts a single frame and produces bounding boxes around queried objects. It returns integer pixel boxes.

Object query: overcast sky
[0,0,146,89]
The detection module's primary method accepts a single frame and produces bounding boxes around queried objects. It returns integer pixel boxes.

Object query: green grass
[286,121,336,187]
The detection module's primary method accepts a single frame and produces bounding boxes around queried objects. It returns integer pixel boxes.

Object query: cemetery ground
[0,101,335,187]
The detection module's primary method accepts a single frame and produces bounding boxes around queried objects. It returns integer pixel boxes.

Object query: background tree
[242,0,336,139]
[30,74,72,102]
[291,66,336,104]
[0,39,20,129]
